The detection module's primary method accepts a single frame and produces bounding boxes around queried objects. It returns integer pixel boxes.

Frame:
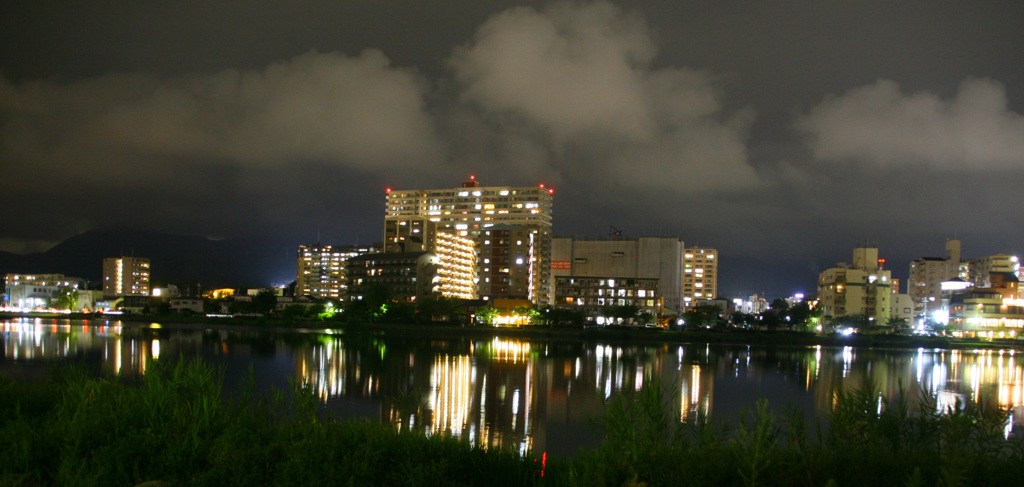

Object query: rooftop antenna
[610,226,623,240]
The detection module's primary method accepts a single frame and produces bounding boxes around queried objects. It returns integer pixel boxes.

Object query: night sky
[3,1,1024,298]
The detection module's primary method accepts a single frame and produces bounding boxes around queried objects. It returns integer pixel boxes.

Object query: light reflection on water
[3,317,1024,456]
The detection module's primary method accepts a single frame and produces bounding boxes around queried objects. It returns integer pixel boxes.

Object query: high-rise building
[384,176,553,304]
[296,244,377,301]
[102,257,150,297]
[478,224,538,301]
[817,246,892,323]
[683,248,718,307]
[550,237,685,316]
[433,231,477,299]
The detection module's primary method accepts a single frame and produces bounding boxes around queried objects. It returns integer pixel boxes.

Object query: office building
[384,176,553,304]
[102,257,151,297]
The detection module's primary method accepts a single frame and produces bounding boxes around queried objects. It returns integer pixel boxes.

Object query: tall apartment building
[551,237,685,314]
[296,244,378,301]
[384,176,553,304]
[683,248,718,307]
[102,257,151,297]
[477,224,537,301]
[817,246,892,323]
[433,231,477,299]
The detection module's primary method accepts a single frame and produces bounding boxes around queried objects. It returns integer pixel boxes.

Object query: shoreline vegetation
[2,359,1023,486]
[3,311,1022,352]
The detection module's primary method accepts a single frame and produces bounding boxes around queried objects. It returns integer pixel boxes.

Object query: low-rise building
[3,274,88,310]
[948,289,1024,338]
[554,276,662,325]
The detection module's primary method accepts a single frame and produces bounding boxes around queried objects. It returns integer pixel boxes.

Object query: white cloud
[0,50,442,186]
[797,78,1024,168]
[449,0,760,191]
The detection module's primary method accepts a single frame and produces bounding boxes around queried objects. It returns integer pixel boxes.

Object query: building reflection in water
[9,318,1024,454]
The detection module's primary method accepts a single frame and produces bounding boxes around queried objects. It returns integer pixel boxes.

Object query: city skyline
[3,1,1024,298]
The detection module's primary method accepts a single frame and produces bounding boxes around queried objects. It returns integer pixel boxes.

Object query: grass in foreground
[3,361,1024,486]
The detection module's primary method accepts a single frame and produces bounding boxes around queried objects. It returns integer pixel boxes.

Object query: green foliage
[683,304,721,329]
[252,289,278,316]
[477,305,499,325]
[52,286,79,311]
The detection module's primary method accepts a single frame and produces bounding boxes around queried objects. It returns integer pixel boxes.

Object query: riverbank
[2,359,1022,487]
[5,310,1020,351]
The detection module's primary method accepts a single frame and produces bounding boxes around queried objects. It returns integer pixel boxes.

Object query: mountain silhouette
[0,228,299,290]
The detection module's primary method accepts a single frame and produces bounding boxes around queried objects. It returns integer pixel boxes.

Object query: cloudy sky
[3,1,1023,297]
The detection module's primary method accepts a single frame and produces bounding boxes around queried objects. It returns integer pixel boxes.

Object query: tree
[512,305,539,325]
[683,304,721,329]
[886,317,911,335]
[252,289,278,316]
[608,304,640,326]
[52,286,79,311]
[476,305,499,326]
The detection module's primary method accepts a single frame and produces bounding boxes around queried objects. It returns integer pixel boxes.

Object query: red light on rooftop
[470,175,475,180]
[548,188,554,194]
[386,187,392,193]
[539,183,545,188]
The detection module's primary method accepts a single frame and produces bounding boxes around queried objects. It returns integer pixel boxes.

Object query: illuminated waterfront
[3,317,1024,456]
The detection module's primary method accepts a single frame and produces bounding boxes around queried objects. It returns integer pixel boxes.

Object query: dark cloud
[2,0,1024,297]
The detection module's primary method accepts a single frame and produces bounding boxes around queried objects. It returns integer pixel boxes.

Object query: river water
[3,317,1024,457]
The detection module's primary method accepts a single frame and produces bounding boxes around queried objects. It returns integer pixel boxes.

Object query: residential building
[550,237,686,315]
[683,248,718,307]
[908,240,966,322]
[817,246,893,323]
[296,244,378,301]
[478,224,537,301]
[384,176,553,304]
[433,231,477,299]
[968,254,1021,290]
[948,289,1024,338]
[346,251,437,303]
[102,257,151,297]
[3,274,87,310]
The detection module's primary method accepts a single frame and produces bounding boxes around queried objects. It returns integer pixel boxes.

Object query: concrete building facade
[551,237,686,314]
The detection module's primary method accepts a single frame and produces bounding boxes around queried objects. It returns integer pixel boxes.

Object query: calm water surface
[4,317,1024,457]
